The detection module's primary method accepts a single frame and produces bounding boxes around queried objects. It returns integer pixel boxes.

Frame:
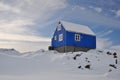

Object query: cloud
[96,29,113,49]
[94,7,102,13]
[96,38,112,49]
[89,6,102,13]
[115,10,120,17]
[72,6,86,11]
[97,30,113,37]
[64,5,120,28]
[0,2,20,13]
[111,9,120,17]
[0,0,67,27]
[0,19,34,34]
[15,0,67,22]
[0,32,50,42]
[0,0,67,33]
[0,0,67,35]
[0,0,67,51]
[0,0,119,52]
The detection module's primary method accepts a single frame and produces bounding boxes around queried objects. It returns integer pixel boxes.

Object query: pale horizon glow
[0,32,50,42]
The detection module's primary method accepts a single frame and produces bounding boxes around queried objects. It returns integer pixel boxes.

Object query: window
[59,34,63,41]
[57,24,61,31]
[54,35,56,40]
[75,34,80,41]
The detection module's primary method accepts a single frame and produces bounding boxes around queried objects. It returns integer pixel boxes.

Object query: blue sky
[0,0,120,52]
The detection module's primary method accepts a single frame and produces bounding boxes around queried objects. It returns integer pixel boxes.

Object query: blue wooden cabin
[50,21,96,52]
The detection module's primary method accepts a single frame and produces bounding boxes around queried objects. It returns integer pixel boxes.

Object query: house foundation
[55,46,92,53]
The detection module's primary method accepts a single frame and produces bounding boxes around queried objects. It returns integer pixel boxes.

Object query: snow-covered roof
[60,21,96,36]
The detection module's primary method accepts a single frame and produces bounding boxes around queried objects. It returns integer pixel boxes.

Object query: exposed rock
[109,64,117,69]
[106,51,112,55]
[78,66,81,69]
[85,65,91,69]
[73,54,82,60]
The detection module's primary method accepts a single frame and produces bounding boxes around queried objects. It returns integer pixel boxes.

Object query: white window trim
[59,34,63,41]
[75,34,80,41]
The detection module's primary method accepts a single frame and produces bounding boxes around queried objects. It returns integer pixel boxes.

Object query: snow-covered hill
[0,48,120,80]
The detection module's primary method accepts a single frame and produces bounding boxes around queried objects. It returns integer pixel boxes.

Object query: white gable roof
[60,21,95,36]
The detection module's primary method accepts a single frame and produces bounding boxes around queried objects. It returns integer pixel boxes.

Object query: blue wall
[66,31,96,49]
[52,23,96,49]
[52,25,66,48]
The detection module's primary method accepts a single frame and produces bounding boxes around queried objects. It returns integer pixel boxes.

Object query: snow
[0,48,120,80]
[60,21,96,36]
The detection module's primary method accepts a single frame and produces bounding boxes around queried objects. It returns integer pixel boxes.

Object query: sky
[0,0,120,52]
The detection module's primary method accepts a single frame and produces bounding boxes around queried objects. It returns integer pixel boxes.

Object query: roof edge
[59,20,96,36]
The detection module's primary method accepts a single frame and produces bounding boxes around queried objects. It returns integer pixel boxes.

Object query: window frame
[75,34,80,41]
[59,34,63,41]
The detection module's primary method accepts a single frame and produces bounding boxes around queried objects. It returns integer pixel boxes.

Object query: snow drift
[0,48,120,80]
